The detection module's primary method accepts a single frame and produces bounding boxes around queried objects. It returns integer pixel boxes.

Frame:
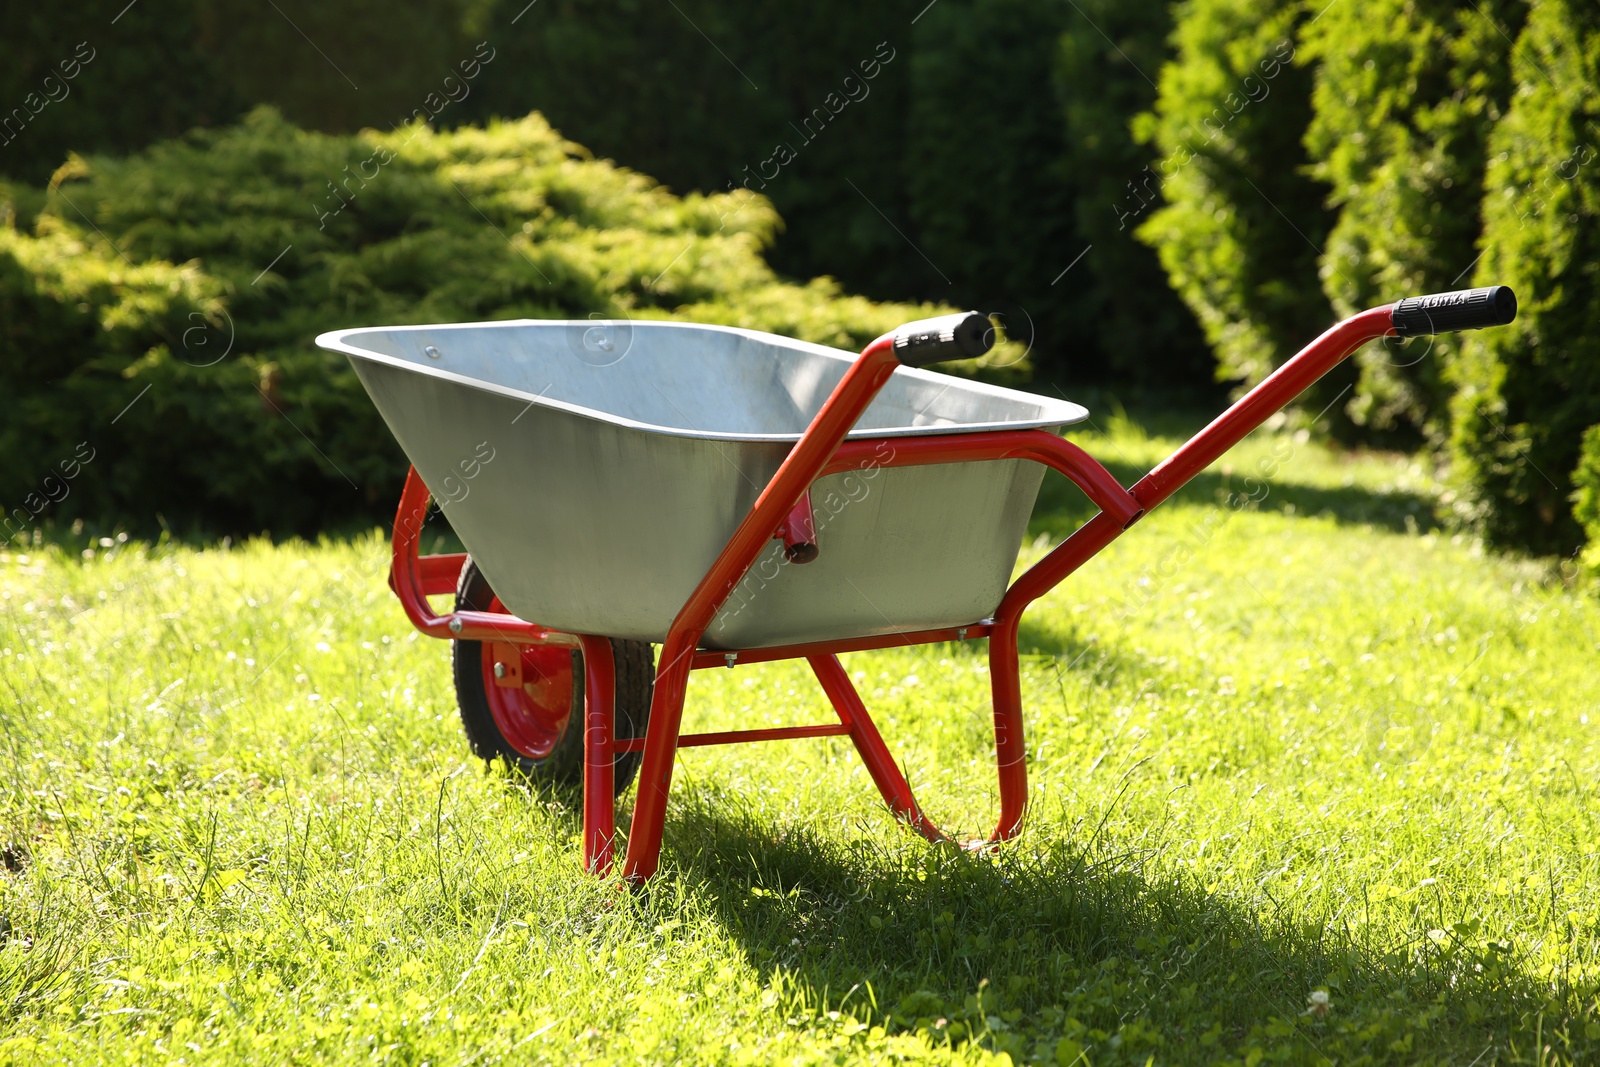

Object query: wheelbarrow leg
[620,635,696,883]
[808,654,943,842]
[578,635,617,875]
[986,614,1029,842]
[620,315,999,881]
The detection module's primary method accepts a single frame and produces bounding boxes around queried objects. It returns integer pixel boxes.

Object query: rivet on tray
[424,345,442,359]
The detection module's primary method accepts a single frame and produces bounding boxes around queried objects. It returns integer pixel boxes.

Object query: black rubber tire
[450,558,653,795]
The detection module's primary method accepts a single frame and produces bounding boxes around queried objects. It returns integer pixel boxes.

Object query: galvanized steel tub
[317,319,1087,649]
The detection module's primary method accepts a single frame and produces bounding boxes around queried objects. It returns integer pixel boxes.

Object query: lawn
[0,410,1597,1065]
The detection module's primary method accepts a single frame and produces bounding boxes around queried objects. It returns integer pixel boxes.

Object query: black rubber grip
[891,312,994,367]
[1391,285,1517,336]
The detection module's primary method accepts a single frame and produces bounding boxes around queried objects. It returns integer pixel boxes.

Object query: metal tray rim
[315,318,1088,442]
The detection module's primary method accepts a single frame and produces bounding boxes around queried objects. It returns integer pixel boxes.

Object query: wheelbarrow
[316,285,1517,882]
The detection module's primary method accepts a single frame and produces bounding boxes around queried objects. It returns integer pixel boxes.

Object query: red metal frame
[389,304,1399,881]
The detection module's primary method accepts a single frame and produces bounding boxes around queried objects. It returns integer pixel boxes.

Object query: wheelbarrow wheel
[450,558,653,795]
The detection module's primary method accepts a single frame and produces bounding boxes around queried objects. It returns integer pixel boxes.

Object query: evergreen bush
[1572,424,1600,577]
[0,108,944,538]
[1133,0,1343,416]
[1301,0,1525,443]
[1449,0,1600,556]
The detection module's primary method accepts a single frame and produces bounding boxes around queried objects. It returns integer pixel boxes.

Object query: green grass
[1,411,1597,1065]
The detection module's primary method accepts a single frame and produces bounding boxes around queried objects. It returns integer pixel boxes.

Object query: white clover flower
[1304,990,1331,1018]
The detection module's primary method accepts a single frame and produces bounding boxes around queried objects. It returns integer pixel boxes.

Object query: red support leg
[620,336,908,883]
[986,615,1029,841]
[809,654,943,842]
[579,636,617,875]
[619,633,696,883]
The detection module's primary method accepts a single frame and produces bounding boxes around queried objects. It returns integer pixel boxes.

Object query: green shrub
[1301,0,1526,443]
[1573,424,1600,577]
[0,220,233,539]
[0,108,945,538]
[1133,0,1344,415]
[1449,0,1600,556]
[8,0,1224,391]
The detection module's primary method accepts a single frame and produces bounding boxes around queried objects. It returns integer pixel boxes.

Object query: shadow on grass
[657,791,1579,1064]
[1011,617,1138,689]
[1029,462,1440,544]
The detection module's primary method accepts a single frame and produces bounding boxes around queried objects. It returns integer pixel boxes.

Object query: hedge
[4,0,1218,390]
[1574,426,1600,578]
[0,108,945,539]
[1301,0,1526,444]
[1133,0,1343,418]
[1449,0,1600,556]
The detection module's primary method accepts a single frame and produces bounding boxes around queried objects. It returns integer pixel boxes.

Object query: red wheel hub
[479,597,577,761]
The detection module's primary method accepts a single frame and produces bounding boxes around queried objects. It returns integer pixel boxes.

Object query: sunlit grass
[0,414,1596,1064]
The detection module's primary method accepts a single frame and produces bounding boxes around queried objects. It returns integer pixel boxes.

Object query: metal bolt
[448,617,463,634]
[493,661,506,679]
[424,345,441,359]
[957,627,968,640]
[724,653,737,668]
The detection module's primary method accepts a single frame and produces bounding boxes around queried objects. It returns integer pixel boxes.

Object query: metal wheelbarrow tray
[318,319,1087,649]
[316,285,1518,884]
